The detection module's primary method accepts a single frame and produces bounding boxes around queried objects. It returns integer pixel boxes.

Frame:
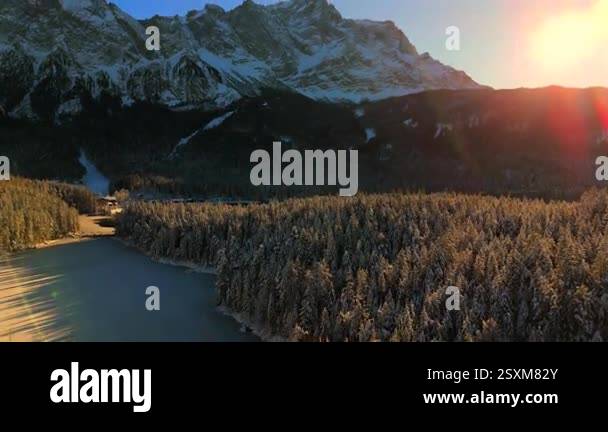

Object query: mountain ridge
[0,0,483,120]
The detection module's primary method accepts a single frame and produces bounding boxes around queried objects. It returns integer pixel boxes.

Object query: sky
[111,0,608,89]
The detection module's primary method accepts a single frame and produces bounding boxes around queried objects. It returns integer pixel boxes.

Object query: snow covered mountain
[0,0,482,119]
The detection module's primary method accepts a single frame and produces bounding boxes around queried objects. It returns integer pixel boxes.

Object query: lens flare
[530,0,608,71]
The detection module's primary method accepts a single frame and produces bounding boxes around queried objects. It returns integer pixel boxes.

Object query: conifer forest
[117,190,608,341]
[0,178,96,253]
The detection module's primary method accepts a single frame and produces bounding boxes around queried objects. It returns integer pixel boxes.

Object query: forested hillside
[4,87,607,201]
[0,178,95,252]
[117,190,608,342]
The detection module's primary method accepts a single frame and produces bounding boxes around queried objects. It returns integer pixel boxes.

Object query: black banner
[1,343,605,420]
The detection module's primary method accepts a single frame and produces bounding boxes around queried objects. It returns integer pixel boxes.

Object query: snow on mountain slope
[203,111,235,130]
[0,0,483,119]
[168,110,236,159]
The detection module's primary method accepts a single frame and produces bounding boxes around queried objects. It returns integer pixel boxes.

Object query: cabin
[96,196,120,215]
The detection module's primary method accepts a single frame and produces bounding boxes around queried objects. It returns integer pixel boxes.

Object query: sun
[530,0,608,71]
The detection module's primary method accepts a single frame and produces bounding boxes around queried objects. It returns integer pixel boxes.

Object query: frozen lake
[0,239,256,342]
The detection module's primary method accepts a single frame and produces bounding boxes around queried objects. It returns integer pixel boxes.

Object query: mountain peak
[238,0,263,11]
[203,4,226,15]
[278,0,341,19]
[0,0,482,120]
[287,0,333,8]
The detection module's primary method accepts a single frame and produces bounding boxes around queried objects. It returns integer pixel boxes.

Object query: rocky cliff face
[0,0,482,120]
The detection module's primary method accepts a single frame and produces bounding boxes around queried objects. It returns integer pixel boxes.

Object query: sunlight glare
[530,0,608,71]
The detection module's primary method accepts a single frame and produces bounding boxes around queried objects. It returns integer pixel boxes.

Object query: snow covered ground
[365,128,376,142]
[203,111,234,130]
[79,150,110,196]
[168,111,235,159]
